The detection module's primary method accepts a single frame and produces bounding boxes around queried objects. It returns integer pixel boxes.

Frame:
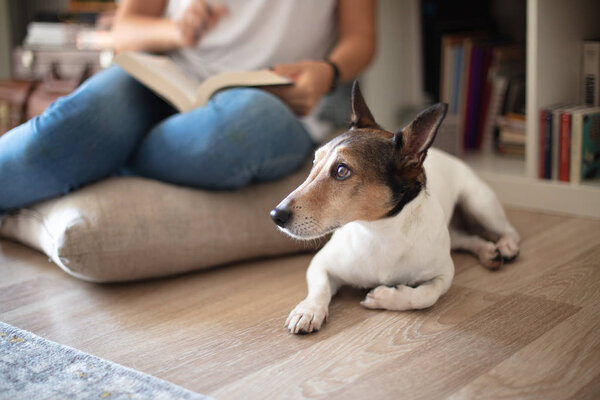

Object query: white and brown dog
[270,82,520,334]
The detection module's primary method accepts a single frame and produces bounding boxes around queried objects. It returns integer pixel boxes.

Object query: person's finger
[207,3,229,28]
[271,64,302,80]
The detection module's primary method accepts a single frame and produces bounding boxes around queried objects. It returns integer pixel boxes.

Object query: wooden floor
[1,208,600,399]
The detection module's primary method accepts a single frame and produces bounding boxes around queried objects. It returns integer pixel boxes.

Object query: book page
[114,52,199,112]
[194,70,292,107]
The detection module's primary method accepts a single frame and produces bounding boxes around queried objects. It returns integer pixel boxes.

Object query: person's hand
[265,61,335,116]
[175,0,228,47]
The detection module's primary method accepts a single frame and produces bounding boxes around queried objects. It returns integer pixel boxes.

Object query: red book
[559,112,571,181]
[539,109,546,179]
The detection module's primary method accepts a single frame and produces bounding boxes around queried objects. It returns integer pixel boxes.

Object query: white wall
[362,0,424,131]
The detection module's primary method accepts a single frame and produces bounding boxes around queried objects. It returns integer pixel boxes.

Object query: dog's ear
[350,80,379,129]
[394,103,448,166]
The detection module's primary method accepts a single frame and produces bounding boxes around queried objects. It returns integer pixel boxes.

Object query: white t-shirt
[166,0,339,142]
[166,0,337,80]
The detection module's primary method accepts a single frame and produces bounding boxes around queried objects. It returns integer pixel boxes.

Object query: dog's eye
[333,163,351,180]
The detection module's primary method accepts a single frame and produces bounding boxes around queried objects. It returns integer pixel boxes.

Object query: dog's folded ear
[350,80,380,130]
[394,103,448,166]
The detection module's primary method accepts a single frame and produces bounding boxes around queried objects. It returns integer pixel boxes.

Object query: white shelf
[463,152,600,218]
[471,0,600,218]
[480,172,600,219]
[463,152,525,178]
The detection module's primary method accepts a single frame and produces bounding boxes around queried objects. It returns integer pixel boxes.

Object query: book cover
[457,38,473,149]
[551,105,578,180]
[559,111,572,181]
[582,111,600,180]
[114,52,292,113]
[480,75,508,154]
[557,106,589,181]
[539,109,547,179]
[440,35,455,106]
[551,108,562,180]
[543,110,553,179]
[474,45,493,149]
[539,104,567,179]
[440,33,471,113]
[464,44,484,150]
[582,41,600,106]
[570,107,600,183]
[450,44,463,115]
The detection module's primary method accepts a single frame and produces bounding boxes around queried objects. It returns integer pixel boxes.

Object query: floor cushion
[0,164,314,282]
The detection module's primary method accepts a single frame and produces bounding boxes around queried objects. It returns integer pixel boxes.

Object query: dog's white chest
[317,191,451,289]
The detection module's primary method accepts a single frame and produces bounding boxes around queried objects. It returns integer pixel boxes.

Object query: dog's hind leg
[361,273,453,311]
[457,171,520,263]
[450,228,503,269]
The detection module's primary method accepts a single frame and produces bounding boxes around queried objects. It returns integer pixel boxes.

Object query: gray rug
[0,321,212,400]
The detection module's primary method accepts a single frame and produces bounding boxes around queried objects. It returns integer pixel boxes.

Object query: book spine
[559,112,572,182]
[539,109,546,179]
[544,110,553,179]
[458,40,472,149]
[462,43,476,149]
[581,113,600,180]
[551,109,561,180]
[440,37,452,105]
[450,45,463,115]
[475,47,493,150]
[570,113,584,184]
[582,42,600,106]
[465,46,484,150]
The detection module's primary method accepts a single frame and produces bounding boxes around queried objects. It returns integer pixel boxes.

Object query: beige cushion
[0,164,314,282]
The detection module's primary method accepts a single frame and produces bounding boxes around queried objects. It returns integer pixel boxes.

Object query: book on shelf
[581,111,600,182]
[113,52,292,113]
[0,79,36,136]
[438,34,524,155]
[483,46,525,154]
[582,40,600,106]
[558,105,590,182]
[538,104,566,179]
[570,107,600,184]
[496,112,525,157]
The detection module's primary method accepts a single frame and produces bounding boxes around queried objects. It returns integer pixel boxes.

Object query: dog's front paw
[285,300,328,334]
[496,234,520,262]
[361,285,411,310]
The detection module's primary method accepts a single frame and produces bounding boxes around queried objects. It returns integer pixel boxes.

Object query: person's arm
[112,0,228,53]
[327,0,377,83]
[266,0,376,116]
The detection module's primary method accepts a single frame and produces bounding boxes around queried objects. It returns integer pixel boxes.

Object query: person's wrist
[324,59,340,93]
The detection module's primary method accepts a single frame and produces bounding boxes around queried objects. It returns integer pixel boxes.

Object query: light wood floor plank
[211,285,504,399]
[0,207,599,399]
[447,305,600,399]
[326,295,578,400]
[454,217,600,295]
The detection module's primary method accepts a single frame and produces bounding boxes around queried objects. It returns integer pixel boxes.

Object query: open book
[113,51,292,112]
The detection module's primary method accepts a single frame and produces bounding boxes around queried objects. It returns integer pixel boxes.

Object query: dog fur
[271,81,520,334]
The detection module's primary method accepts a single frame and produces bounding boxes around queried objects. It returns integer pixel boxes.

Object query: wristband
[325,59,340,93]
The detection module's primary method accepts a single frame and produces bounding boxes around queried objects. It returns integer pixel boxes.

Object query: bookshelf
[469,0,600,218]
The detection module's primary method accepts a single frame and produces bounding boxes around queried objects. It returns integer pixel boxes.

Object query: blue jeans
[0,65,314,212]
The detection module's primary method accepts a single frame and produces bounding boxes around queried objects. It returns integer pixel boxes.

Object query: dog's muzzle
[270,206,292,227]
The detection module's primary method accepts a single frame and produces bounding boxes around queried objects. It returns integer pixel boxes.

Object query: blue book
[451,45,463,115]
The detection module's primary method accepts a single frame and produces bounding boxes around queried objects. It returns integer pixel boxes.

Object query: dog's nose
[270,207,292,227]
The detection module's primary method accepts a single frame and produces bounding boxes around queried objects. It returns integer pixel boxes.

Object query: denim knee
[0,66,174,210]
[206,88,314,187]
[128,87,314,190]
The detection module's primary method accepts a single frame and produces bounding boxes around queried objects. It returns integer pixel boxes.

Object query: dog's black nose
[270,207,292,227]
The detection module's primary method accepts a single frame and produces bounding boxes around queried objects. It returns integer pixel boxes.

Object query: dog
[270,81,520,334]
